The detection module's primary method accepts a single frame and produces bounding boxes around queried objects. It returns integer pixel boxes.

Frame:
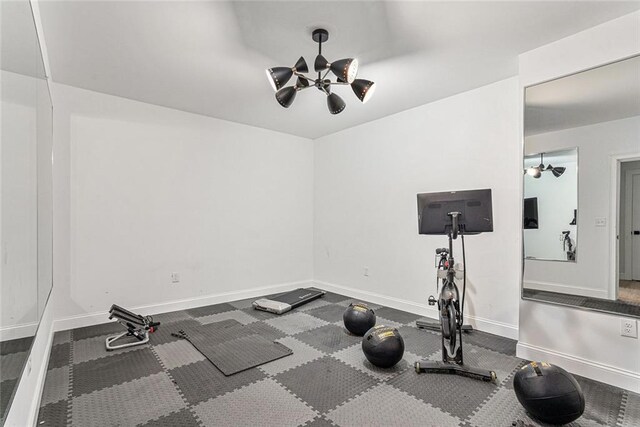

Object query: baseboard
[313,280,519,340]
[0,321,38,342]
[516,342,640,392]
[524,280,609,299]
[54,280,311,332]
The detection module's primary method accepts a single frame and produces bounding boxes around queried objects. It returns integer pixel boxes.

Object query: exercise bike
[414,195,497,383]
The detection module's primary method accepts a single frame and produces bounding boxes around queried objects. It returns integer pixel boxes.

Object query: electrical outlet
[170,272,180,284]
[621,318,638,338]
[595,217,607,227]
[363,267,369,277]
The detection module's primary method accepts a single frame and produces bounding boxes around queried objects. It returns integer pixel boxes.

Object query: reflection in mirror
[0,0,53,422]
[522,55,640,316]
[524,148,577,262]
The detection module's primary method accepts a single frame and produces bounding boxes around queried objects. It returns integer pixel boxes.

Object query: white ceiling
[38,1,640,139]
[524,55,640,136]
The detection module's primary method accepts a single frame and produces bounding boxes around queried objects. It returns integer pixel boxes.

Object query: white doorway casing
[628,168,640,280]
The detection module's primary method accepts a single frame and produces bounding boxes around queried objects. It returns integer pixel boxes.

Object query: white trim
[516,341,640,392]
[54,280,310,332]
[524,280,608,299]
[625,169,640,281]
[313,280,519,339]
[610,153,640,299]
[0,322,39,342]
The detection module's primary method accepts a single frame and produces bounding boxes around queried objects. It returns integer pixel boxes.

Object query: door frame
[610,153,640,300]
[625,168,640,280]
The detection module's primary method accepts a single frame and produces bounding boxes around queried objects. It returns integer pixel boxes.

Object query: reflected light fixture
[266,29,376,114]
[524,153,566,178]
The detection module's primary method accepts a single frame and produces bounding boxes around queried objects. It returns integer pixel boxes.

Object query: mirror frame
[520,55,640,319]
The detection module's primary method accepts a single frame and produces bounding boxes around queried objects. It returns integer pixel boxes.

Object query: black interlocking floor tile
[186,302,235,318]
[374,306,421,324]
[169,359,265,406]
[320,292,351,303]
[72,322,123,341]
[294,324,361,354]
[139,408,201,427]
[388,366,497,420]
[48,342,71,370]
[246,321,287,341]
[1,378,18,421]
[463,330,517,356]
[72,348,163,396]
[150,319,203,346]
[302,415,338,426]
[397,325,442,358]
[274,356,378,413]
[36,398,69,426]
[0,336,33,355]
[305,303,347,323]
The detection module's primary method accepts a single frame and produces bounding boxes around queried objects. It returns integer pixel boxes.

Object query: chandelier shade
[266,29,375,114]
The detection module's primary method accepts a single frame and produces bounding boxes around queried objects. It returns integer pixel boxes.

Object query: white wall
[314,77,521,338]
[523,117,640,298]
[53,83,314,325]
[518,11,640,392]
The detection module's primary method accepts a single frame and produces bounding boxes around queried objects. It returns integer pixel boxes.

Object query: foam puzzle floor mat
[37,290,639,426]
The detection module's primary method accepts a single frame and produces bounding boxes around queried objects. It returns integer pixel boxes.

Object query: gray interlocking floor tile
[305,303,349,323]
[463,344,522,385]
[297,298,333,312]
[72,348,163,396]
[1,378,18,420]
[169,359,265,406]
[37,398,69,427]
[264,312,330,335]
[240,306,290,321]
[71,372,184,426]
[301,416,338,426]
[73,334,144,365]
[620,391,640,427]
[388,364,497,420]
[374,317,404,330]
[332,343,420,381]
[40,365,70,406]
[468,386,539,427]
[397,325,442,358]
[196,309,259,325]
[274,356,379,413]
[186,303,235,318]
[0,351,29,381]
[259,337,325,376]
[327,383,462,427]
[576,376,624,426]
[48,342,71,370]
[153,339,206,370]
[192,378,318,427]
[228,297,256,309]
[245,321,287,341]
[52,330,72,347]
[374,306,421,324]
[294,324,361,354]
[139,408,201,427]
[72,322,123,341]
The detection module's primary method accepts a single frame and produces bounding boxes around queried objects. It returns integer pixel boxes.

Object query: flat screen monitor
[523,197,539,229]
[417,189,493,235]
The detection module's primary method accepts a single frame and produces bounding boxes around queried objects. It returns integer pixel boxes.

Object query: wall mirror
[522,55,640,317]
[0,0,53,422]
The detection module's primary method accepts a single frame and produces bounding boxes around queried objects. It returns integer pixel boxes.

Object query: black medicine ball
[343,303,376,336]
[513,362,585,425]
[362,325,405,368]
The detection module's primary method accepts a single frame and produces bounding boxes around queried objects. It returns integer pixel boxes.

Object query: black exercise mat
[173,320,292,376]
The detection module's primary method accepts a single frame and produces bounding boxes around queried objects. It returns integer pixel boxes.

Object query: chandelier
[265,29,376,114]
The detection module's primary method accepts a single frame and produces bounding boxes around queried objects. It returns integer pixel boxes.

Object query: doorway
[619,159,640,305]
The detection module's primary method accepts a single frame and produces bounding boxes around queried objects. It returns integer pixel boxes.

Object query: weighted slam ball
[343,303,376,336]
[362,325,404,368]
[514,362,585,425]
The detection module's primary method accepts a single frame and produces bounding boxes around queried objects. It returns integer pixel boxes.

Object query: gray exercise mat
[173,320,292,376]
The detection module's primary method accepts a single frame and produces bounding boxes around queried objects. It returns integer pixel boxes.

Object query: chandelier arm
[325,81,349,86]
[321,69,331,80]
